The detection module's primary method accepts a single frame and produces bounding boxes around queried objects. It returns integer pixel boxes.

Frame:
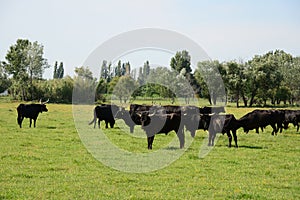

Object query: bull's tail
[89,109,97,126]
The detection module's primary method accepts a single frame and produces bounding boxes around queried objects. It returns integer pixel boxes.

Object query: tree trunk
[241,91,248,107]
[249,89,257,107]
[236,90,240,108]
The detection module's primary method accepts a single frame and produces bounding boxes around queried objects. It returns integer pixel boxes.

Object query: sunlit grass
[0,102,299,199]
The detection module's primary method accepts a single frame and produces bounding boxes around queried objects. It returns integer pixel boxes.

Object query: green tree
[100,60,108,79]
[0,63,11,93]
[115,60,122,77]
[53,61,58,79]
[111,76,137,103]
[95,78,107,102]
[57,62,64,79]
[195,60,226,105]
[73,66,97,103]
[3,39,49,100]
[223,61,247,107]
[247,52,283,106]
[170,50,192,74]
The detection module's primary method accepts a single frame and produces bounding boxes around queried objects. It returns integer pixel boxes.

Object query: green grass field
[0,101,299,199]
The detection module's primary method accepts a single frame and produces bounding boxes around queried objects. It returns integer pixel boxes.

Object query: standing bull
[89,104,119,129]
[17,100,49,128]
[138,110,184,150]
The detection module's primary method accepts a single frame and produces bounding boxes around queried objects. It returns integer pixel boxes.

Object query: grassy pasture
[0,102,299,199]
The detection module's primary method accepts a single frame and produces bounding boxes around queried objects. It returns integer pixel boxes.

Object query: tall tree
[57,62,64,79]
[112,75,136,103]
[3,39,49,100]
[115,60,122,77]
[53,61,58,79]
[195,60,226,105]
[247,52,284,106]
[0,62,11,93]
[170,50,192,74]
[73,66,97,103]
[100,60,108,79]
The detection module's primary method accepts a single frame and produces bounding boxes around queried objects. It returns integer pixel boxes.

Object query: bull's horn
[42,99,49,104]
[148,110,156,117]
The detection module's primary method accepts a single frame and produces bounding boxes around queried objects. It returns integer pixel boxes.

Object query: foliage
[195,60,226,105]
[53,61,64,79]
[73,66,97,104]
[2,39,49,100]
[111,75,137,103]
[0,63,11,93]
[170,50,192,74]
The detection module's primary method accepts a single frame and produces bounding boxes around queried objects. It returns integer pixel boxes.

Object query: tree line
[0,39,299,106]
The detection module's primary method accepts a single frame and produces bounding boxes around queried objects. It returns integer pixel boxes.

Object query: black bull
[238,109,285,135]
[89,104,119,128]
[183,113,241,147]
[17,103,48,128]
[139,111,184,150]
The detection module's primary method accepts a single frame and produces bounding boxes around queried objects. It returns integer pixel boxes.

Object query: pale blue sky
[1,0,299,79]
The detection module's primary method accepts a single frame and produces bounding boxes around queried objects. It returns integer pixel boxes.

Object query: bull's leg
[105,121,109,128]
[110,120,115,128]
[232,130,238,148]
[226,131,232,148]
[29,119,32,127]
[97,119,100,129]
[190,130,196,138]
[271,124,277,136]
[208,132,216,146]
[130,126,134,133]
[176,129,185,149]
[211,133,216,146]
[276,122,283,133]
[297,123,299,132]
[208,132,212,146]
[147,136,155,149]
[33,119,37,128]
[255,127,259,134]
[18,116,23,128]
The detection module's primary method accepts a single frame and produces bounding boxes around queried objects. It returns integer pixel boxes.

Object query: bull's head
[39,99,49,112]
[114,107,125,119]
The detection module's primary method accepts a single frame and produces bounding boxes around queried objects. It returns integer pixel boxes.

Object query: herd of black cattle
[16,102,300,149]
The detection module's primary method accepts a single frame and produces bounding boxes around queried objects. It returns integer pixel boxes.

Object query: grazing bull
[139,110,184,150]
[17,100,48,128]
[89,104,119,129]
[283,110,300,132]
[238,109,280,135]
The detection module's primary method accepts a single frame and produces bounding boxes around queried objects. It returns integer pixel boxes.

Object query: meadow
[0,101,299,199]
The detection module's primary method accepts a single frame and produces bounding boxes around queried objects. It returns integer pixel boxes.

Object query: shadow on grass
[163,146,181,151]
[238,145,266,149]
[46,126,57,129]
